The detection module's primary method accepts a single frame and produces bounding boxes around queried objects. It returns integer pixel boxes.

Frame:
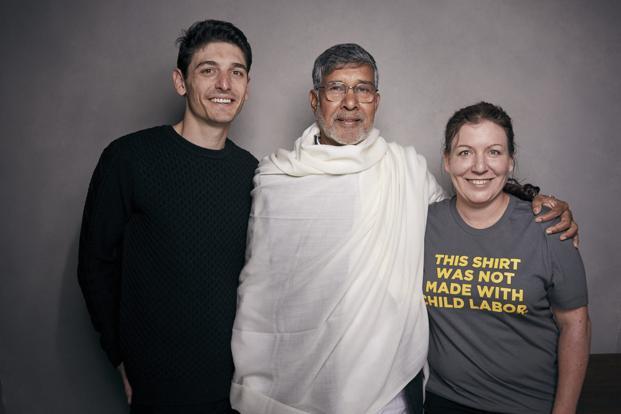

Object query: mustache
[333,112,365,121]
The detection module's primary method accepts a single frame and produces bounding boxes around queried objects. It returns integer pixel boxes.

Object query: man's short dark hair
[176,19,252,78]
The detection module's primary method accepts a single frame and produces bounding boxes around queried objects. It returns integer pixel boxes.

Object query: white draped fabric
[231,124,445,414]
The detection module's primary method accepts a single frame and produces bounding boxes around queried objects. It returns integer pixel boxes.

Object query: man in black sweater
[78,20,257,413]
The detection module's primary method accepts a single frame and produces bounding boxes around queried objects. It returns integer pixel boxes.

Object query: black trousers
[130,399,236,414]
[404,370,425,414]
[424,391,500,414]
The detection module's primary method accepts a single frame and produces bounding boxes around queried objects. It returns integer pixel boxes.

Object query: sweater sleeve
[77,140,133,367]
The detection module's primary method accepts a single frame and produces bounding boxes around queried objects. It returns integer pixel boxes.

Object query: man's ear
[309,89,318,112]
[172,68,187,96]
[243,76,250,102]
[373,92,381,112]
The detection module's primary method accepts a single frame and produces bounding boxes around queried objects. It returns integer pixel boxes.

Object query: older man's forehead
[324,63,375,81]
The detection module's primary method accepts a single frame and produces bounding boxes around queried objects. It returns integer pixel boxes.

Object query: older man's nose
[341,88,359,110]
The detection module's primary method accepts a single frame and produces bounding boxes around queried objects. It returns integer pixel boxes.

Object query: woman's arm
[551,306,591,414]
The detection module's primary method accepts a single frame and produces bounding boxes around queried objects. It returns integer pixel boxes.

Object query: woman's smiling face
[444,120,514,209]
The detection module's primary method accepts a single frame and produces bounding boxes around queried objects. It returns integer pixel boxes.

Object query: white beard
[315,103,370,145]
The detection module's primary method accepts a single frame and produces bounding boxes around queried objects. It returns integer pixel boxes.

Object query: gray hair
[312,43,379,90]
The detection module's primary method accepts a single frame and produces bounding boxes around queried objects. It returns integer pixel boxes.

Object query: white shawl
[231,124,445,414]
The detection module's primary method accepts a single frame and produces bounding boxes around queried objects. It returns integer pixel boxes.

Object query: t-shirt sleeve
[546,232,588,310]
[77,140,133,367]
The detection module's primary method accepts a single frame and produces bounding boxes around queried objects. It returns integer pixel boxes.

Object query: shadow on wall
[54,229,128,414]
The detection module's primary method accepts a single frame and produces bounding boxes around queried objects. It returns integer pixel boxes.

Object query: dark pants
[130,399,236,414]
[424,391,500,414]
[404,370,425,414]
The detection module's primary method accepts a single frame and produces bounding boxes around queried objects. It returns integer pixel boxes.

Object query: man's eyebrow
[231,62,248,71]
[195,61,248,71]
[195,60,217,68]
[326,80,374,85]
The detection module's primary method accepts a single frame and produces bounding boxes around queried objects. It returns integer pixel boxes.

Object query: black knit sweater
[78,126,258,405]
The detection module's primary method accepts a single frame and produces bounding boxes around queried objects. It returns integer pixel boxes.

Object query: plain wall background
[1,0,619,412]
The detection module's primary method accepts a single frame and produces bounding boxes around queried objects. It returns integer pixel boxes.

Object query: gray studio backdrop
[1,0,619,412]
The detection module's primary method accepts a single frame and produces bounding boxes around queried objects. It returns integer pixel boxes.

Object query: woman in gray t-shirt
[422,102,590,414]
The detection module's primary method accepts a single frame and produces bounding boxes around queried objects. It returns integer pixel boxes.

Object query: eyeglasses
[316,82,378,103]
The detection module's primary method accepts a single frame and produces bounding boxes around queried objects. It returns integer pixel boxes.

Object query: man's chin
[316,114,369,145]
[207,111,239,126]
[335,131,367,145]
[319,127,366,145]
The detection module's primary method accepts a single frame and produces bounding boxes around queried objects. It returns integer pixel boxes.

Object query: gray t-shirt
[424,195,587,414]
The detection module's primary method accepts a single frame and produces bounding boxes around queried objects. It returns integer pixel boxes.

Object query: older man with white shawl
[230,44,574,414]
[230,43,443,414]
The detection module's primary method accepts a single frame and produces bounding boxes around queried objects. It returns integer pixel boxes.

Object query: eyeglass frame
[315,81,379,103]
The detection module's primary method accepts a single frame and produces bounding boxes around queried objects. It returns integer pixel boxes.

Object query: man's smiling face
[310,64,379,145]
[174,41,249,128]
